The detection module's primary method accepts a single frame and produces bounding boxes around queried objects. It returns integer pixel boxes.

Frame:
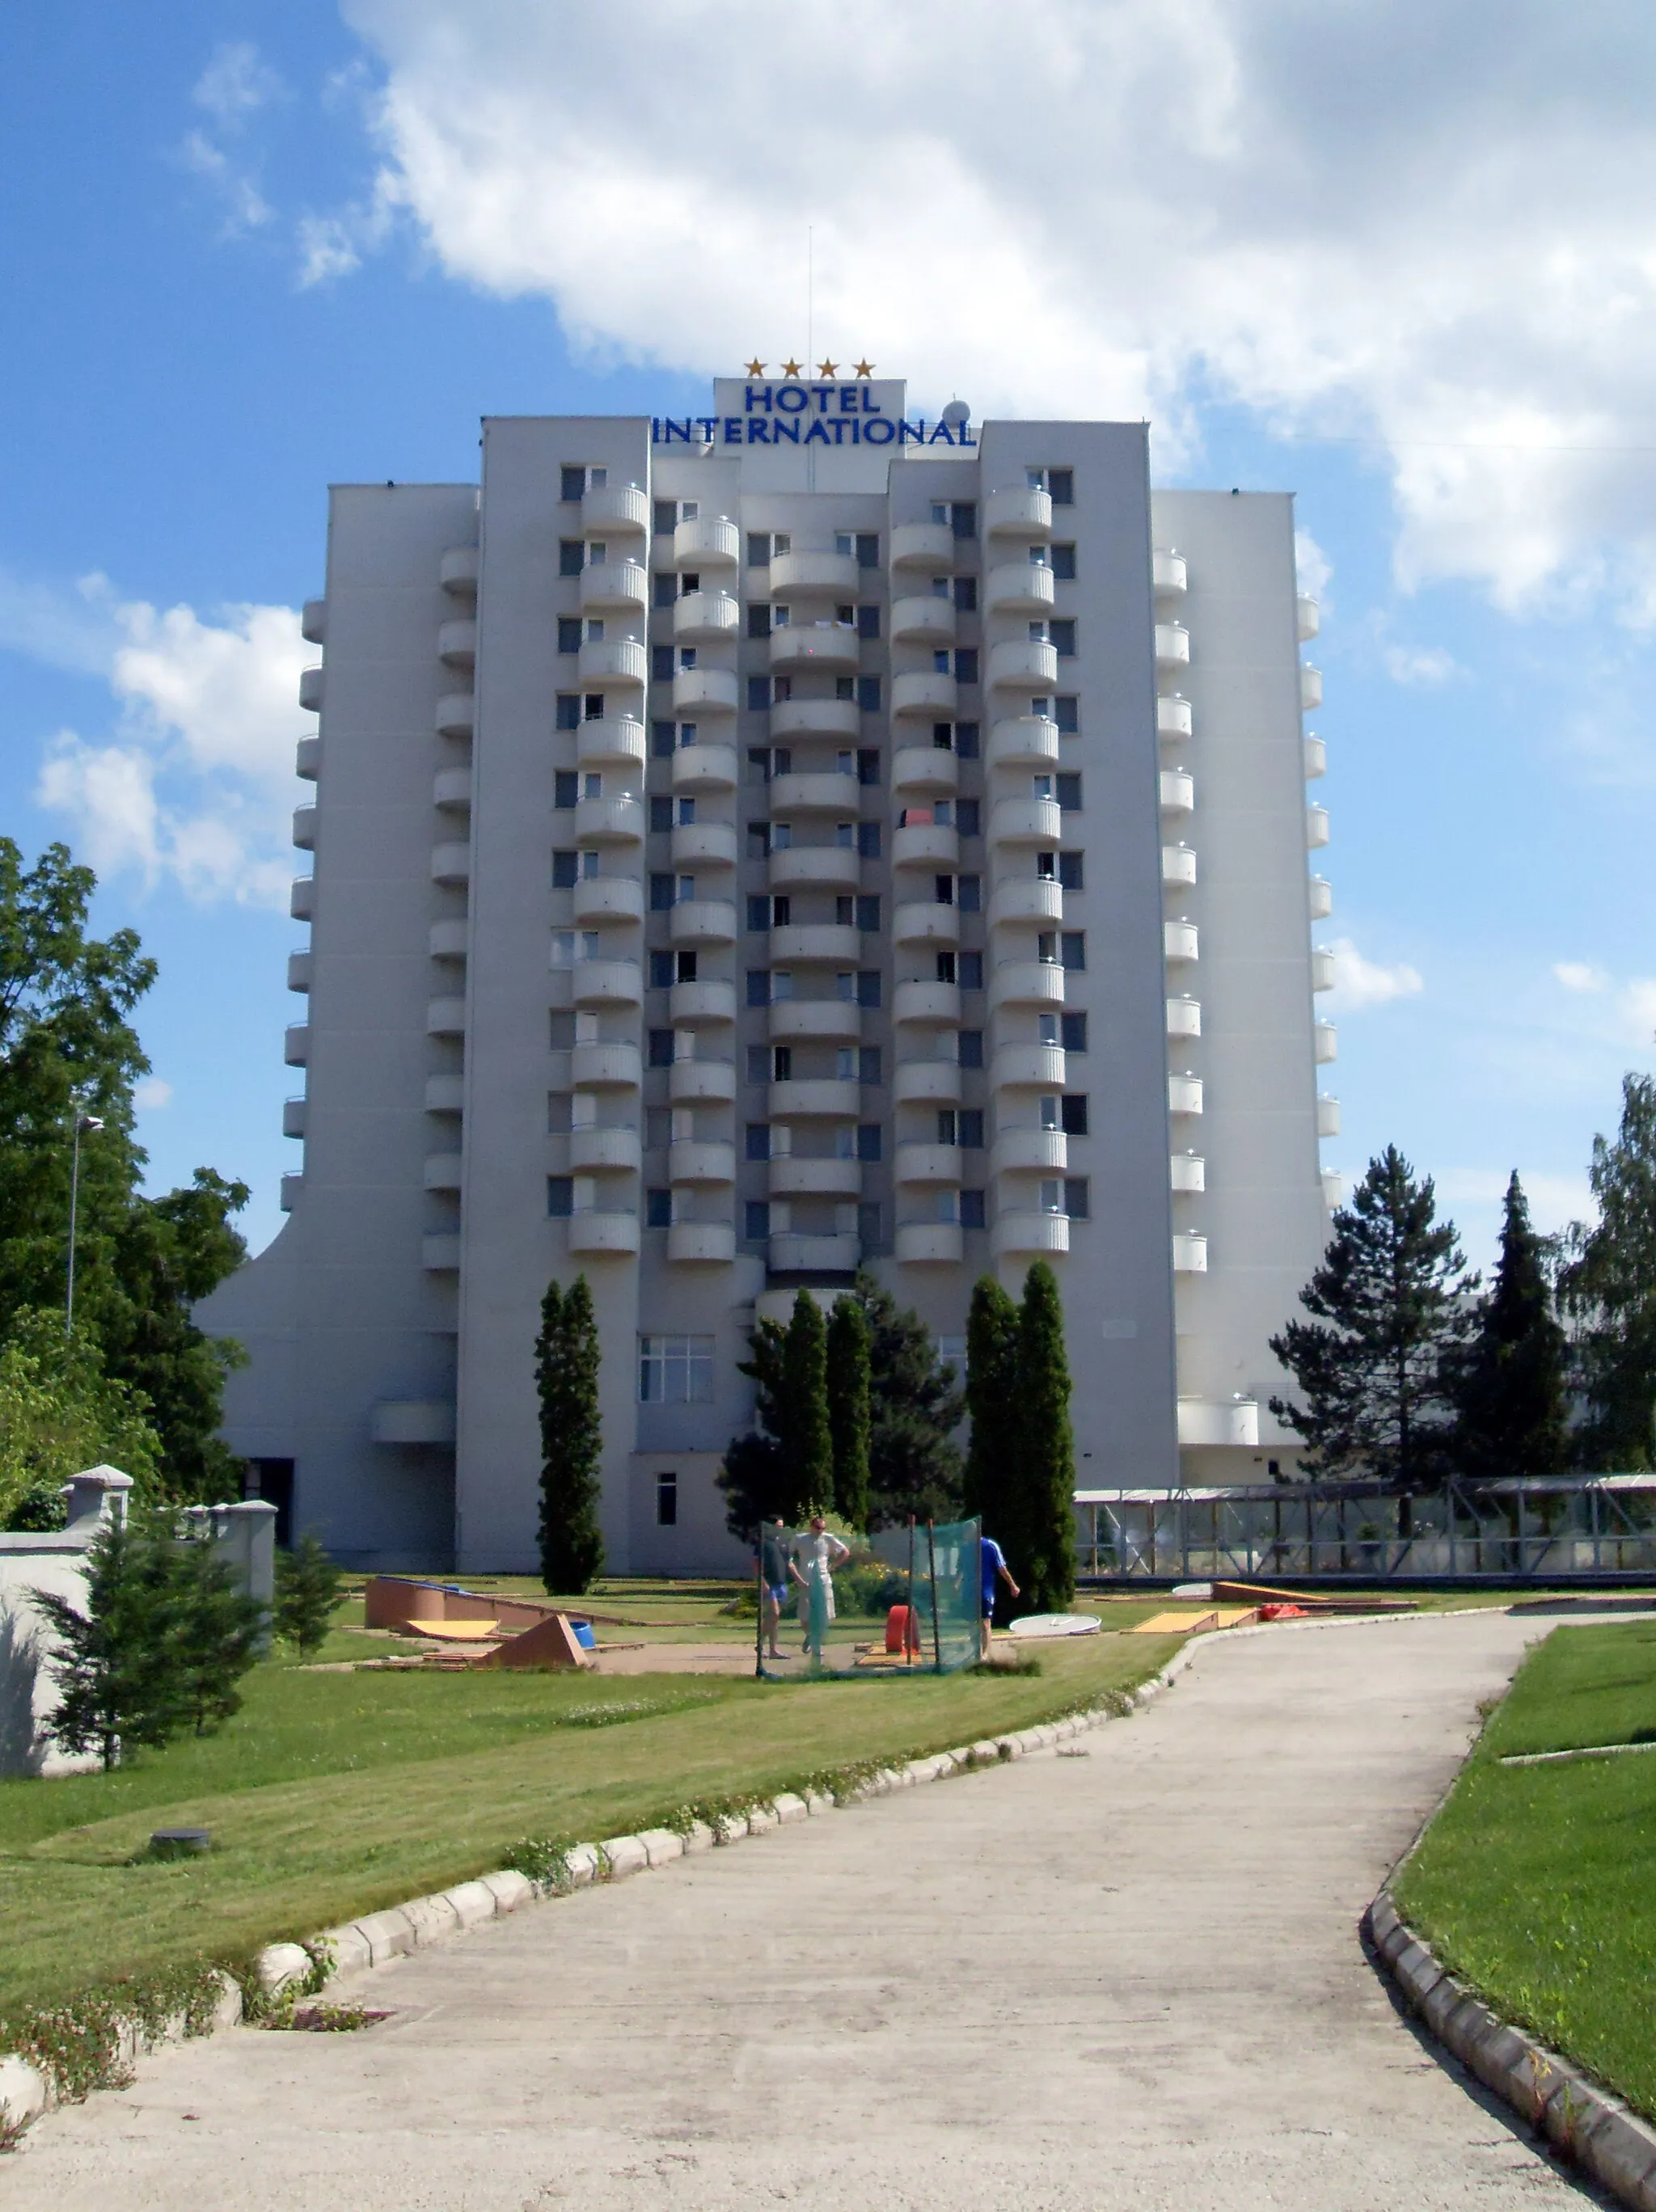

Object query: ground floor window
[639,1334,715,1403]
[655,1471,678,1526]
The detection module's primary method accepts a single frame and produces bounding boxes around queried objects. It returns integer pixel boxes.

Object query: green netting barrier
[754,1518,982,1678]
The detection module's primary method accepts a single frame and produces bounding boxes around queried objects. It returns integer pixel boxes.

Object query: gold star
[780,359,803,378]
[745,357,766,377]
[817,358,839,378]
[853,360,875,378]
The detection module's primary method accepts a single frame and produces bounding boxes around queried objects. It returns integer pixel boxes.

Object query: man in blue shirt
[979,1533,1020,1661]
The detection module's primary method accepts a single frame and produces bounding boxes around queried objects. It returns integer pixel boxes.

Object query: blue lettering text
[775,386,808,413]
[773,419,801,444]
[898,420,927,444]
[838,386,859,413]
[861,388,881,414]
[804,420,832,445]
[745,384,772,412]
[663,418,694,444]
[862,417,894,445]
[724,418,743,443]
[746,419,772,444]
[928,421,956,445]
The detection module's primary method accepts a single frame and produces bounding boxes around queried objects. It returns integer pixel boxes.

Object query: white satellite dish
[940,399,971,429]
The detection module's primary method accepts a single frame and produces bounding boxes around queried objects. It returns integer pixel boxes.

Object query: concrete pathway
[4,1613,1603,2210]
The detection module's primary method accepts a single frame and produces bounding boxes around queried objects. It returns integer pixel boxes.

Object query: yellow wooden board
[406,1618,500,1641]
[1130,1607,1257,1636]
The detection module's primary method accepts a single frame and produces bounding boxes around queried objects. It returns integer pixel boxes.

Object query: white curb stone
[746,1804,780,1834]
[318,1924,374,1978]
[771,1792,809,1824]
[600,1835,648,1879]
[441,1880,499,1931]
[350,1909,417,1966]
[558,1847,599,1889]
[805,1791,834,1817]
[255,1941,314,1994]
[681,1819,716,1853]
[400,1894,460,1947]
[713,1811,748,1843]
[0,2056,50,2135]
[637,1827,684,1866]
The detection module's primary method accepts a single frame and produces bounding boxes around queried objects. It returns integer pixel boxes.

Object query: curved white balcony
[1167,995,1201,1039]
[989,960,1064,1011]
[295,736,320,782]
[439,546,479,594]
[1153,549,1187,597]
[1309,875,1333,919]
[987,638,1058,690]
[1157,694,1193,741]
[892,900,960,947]
[1307,804,1329,849]
[771,922,860,964]
[577,637,648,689]
[425,1074,464,1114]
[431,841,471,884]
[429,918,467,958]
[1303,734,1326,780]
[889,521,956,569]
[991,1044,1065,1089]
[894,1142,963,1184]
[893,1060,962,1106]
[991,797,1063,846]
[673,589,740,641]
[1168,1074,1203,1116]
[1159,769,1193,816]
[670,741,738,792]
[571,1041,642,1089]
[669,897,737,946]
[1322,1169,1344,1209]
[433,767,471,812]
[673,665,739,716]
[1161,843,1196,888]
[768,1078,859,1119]
[574,795,644,844]
[436,692,475,740]
[669,1057,737,1104]
[891,670,957,719]
[769,845,860,892]
[769,1232,859,1273]
[1172,1233,1207,1274]
[1314,1020,1337,1065]
[570,958,642,1008]
[577,714,647,770]
[771,622,859,673]
[1311,947,1337,993]
[1297,594,1320,642]
[770,549,860,598]
[421,1235,461,1273]
[1177,1397,1260,1450]
[568,1209,641,1256]
[890,745,958,797]
[424,1153,463,1193]
[1317,1095,1341,1138]
[301,597,327,644]
[991,1211,1069,1258]
[893,980,961,1026]
[984,487,1053,540]
[769,1000,860,1044]
[985,562,1055,615]
[771,697,861,742]
[579,559,648,613]
[1170,1151,1205,1193]
[289,879,314,922]
[989,877,1063,930]
[572,877,643,927]
[1163,919,1198,965]
[1300,665,1323,712]
[889,595,956,644]
[427,995,466,1036]
[670,978,737,1026]
[298,665,324,712]
[667,1221,736,1264]
[895,1222,963,1264]
[570,1125,640,1175]
[892,821,958,870]
[283,1023,309,1066]
[986,716,1058,774]
[282,1097,306,1138]
[670,821,737,870]
[669,1140,736,1186]
[674,515,739,568]
[991,1128,1067,1175]
[437,618,477,669]
[1154,624,1189,671]
[771,769,860,814]
[582,482,648,535]
[292,804,316,851]
[769,1156,861,1199]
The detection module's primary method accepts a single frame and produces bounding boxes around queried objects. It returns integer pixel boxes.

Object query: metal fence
[1073,1476,1656,1583]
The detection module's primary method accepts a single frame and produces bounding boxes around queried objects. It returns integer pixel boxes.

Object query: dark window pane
[953,648,978,684]
[556,619,582,656]
[675,950,697,983]
[856,604,881,640]
[746,1045,771,1083]
[960,1189,986,1230]
[559,541,585,576]
[560,466,586,503]
[772,1045,792,1080]
[953,576,978,613]
[746,1124,771,1161]
[747,604,771,639]
[653,500,678,534]
[1050,618,1076,658]
[1054,694,1079,734]
[746,970,771,1007]
[957,799,980,838]
[646,1188,673,1228]
[855,895,881,932]
[951,502,977,538]
[746,895,771,931]
[959,951,983,990]
[746,531,771,566]
[556,692,581,728]
[957,875,982,913]
[855,534,880,568]
[857,749,881,786]
[959,1109,984,1148]
[856,675,882,712]
[649,950,674,987]
[857,1201,883,1247]
[855,970,881,1007]
[1052,543,1076,581]
[1064,1176,1089,1219]
[647,1029,675,1067]
[955,720,980,759]
[857,822,881,858]
[648,872,675,910]
[547,1176,575,1218]
[1058,851,1084,889]
[747,675,771,711]
[551,850,578,889]
[651,718,677,757]
[1061,1094,1089,1137]
[856,1124,882,1162]
[648,796,674,834]
[859,1045,882,1085]
[651,644,674,682]
[655,1473,678,1527]
[1060,931,1086,969]
[745,1200,771,1239]
[554,770,578,808]
[1061,1011,1088,1053]
[549,1011,576,1050]
[1048,469,1074,506]
[958,1030,983,1070]
[836,676,855,701]
[653,574,678,610]
[1057,773,1082,810]
[934,874,954,905]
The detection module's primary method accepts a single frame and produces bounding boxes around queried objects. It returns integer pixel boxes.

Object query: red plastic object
[1259,1602,1307,1621]
[885,1604,922,1654]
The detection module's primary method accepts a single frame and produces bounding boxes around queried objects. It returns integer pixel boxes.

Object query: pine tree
[782,1291,833,1515]
[535,1275,606,1594]
[32,1508,184,1769]
[274,1530,343,1658]
[825,1296,872,1530]
[1454,1173,1569,1479]
[1561,1075,1656,1467]
[172,1525,264,1733]
[851,1270,964,1526]
[1270,1145,1476,1488]
[962,1274,1020,1534]
[1012,1263,1076,1611]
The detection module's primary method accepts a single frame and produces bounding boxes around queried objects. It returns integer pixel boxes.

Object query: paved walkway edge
[0,1648,1205,2142]
[1367,1888,1656,2210]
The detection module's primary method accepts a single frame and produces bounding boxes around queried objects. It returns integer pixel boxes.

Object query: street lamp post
[65,1107,104,1336]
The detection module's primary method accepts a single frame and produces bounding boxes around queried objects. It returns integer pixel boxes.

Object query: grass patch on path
[0,1632,1178,2019]
[1395,1620,1656,2122]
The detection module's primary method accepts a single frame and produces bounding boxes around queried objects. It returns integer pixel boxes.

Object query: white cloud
[1553,960,1608,994]
[1294,530,1332,603]
[134,1078,174,1111]
[1321,937,1424,1012]
[1382,644,1458,687]
[180,132,272,232]
[192,41,281,124]
[180,42,281,234]
[331,0,1656,614]
[297,214,363,286]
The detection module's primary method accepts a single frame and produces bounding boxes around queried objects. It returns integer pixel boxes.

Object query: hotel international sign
[655,374,974,451]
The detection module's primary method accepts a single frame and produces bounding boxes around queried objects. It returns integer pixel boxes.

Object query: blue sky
[5,1,1656,1274]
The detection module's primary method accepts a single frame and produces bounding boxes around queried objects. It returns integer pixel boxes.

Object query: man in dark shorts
[758,1518,791,1659]
[978,1532,1020,1661]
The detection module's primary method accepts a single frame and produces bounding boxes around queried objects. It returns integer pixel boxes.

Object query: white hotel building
[200,374,1338,1572]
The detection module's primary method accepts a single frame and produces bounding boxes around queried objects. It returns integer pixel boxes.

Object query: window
[655,1472,678,1527]
[645,1188,674,1229]
[958,1030,983,1070]
[934,874,953,906]
[772,532,789,555]
[557,619,582,656]
[678,647,698,673]
[648,796,674,834]
[1049,469,1074,506]
[638,1335,715,1402]
[647,1028,675,1068]
[954,648,978,684]
[835,676,855,703]
[746,970,770,1007]
[747,532,771,566]
[560,466,586,503]
[653,574,678,610]
[955,720,980,760]
[959,950,983,990]
[554,771,578,809]
[957,799,981,838]
[1061,1094,1089,1137]
[952,502,977,539]
[858,1202,884,1247]
[1038,1012,1060,1047]
[559,541,584,577]
[1057,773,1083,811]
[1060,932,1086,969]
[1055,695,1079,734]
[651,645,674,683]
[649,719,675,758]
[932,648,951,677]
[1064,1176,1090,1219]
[1050,618,1076,659]
[551,850,578,889]
[856,749,881,787]
[547,1091,572,1133]
[645,1107,673,1149]
[773,823,792,850]
[1052,543,1076,581]
[745,1200,771,1241]
[960,1189,986,1231]
[856,971,881,1007]
[747,747,771,784]
[553,695,579,734]
[835,531,855,558]
[960,1109,984,1148]
[654,500,678,535]
[1040,1179,1064,1214]
[746,1045,771,1083]
[1061,1011,1088,1053]
[676,796,696,826]
[859,1045,882,1084]
[584,694,605,724]
[773,894,791,925]
[772,1045,792,1080]
[953,576,978,613]
[547,1176,574,1218]
[856,1124,882,1162]
[857,822,881,858]
[746,894,771,932]
[1039,1094,1062,1131]
[957,875,982,913]
[648,872,674,911]
[856,534,880,568]
[746,1124,771,1161]
[1058,851,1084,890]
[747,604,771,640]
[856,675,882,713]
[649,950,675,988]
[747,675,771,711]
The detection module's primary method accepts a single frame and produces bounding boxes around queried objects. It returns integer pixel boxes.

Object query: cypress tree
[782,1291,833,1516]
[1455,1173,1569,1478]
[274,1530,343,1657]
[172,1524,264,1734]
[32,1507,184,1769]
[1561,1075,1656,1465]
[826,1295,872,1530]
[962,1274,1020,1534]
[536,1274,606,1594]
[1013,1262,1076,1611]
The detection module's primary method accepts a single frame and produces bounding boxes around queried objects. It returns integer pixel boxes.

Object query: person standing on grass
[757,1518,792,1660]
[979,1531,1020,1661]
[791,1513,851,1662]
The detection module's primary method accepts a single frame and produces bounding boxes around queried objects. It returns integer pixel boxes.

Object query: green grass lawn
[0,1631,1180,2020]
[1395,1620,1656,2121]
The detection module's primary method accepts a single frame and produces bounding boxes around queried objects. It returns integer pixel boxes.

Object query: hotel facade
[200,374,1338,1572]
